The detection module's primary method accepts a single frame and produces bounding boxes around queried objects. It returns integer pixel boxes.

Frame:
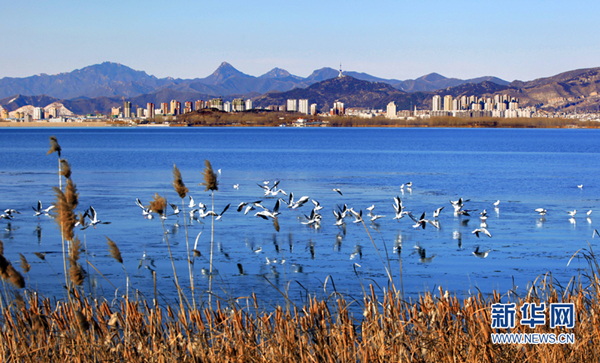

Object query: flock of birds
[122,180,595,265]
[1,181,593,271]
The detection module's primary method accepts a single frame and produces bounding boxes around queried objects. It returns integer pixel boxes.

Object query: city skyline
[2,1,599,82]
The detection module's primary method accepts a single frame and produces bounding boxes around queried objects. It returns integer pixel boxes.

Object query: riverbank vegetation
[1,252,599,362]
[174,109,600,129]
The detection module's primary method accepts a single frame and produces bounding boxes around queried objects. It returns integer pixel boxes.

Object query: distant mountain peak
[215,62,239,72]
[200,62,251,85]
[306,67,339,82]
[210,62,245,76]
[260,67,292,79]
[419,72,447,82]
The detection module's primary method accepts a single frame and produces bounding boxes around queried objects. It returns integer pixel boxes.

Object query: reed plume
[150,193,183,309]
[106,237,123,264]
[0,254,10,279]
[69,236,82,263]
[172,164,188,198]
[200,159,218,191]
[0,250,25,289]
[5,263,25,289]
[0,239,3,255]
[172,164,195,309]
[34,252,45,261]
[64,178,79,209]
[47,136,61,158]
[53,179,78,242]
[47,136,63,191]
[148,193,166,215]
[106,236,131,297]
[9,266,25,289]
[200,159,219,307]
[59,159,71,179]
[18,253,30,274]
[68,236,84,286]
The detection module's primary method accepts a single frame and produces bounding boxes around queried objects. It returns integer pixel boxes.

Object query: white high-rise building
[444,95,453,111]
[33,107,44,120]
[452,99,459,111]
[224,101,231,112]
[287,99,297,112]
[386,101,397,119]
[432,95,442,111]
[310,103,318,115]
[147,103,155,118]
[245,99,253,111]
[298,99,309,114]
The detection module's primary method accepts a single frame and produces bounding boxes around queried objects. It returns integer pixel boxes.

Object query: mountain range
[1,62,599,115]
[0,61,508,101]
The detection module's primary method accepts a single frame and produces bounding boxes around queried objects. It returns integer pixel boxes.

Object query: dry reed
[148,193,166,215]
[46,135,61,157]
[52,176,79,291]
[172,164,189,198]
[1,264,599,362]
[18,253,30,274]
[149,193,184,310]
[106,237,123,264]
[200,159,218,192]
[47,136,63,191]
[69,236,84,286]
[59,158,71,179]
[200,159,219,308]
[173,164,196,309]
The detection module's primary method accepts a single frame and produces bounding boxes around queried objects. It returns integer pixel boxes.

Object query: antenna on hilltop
[338,63,344,78]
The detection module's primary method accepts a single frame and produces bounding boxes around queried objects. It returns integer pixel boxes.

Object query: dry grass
[0,261,598,362]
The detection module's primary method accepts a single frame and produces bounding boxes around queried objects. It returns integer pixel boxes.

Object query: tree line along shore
[1,111,599,128]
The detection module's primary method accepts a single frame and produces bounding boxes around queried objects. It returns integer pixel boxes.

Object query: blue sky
[2,0,599,82]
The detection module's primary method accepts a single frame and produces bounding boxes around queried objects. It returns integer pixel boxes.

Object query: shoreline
[0,121,110,127]
[0,119,598,129]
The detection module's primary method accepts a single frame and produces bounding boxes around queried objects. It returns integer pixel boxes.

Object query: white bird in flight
[32,201,54,217]
[472,227,492,238]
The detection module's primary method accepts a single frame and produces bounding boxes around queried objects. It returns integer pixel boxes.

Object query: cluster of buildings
[0,104,71,122]
[382,94,537,119]
[428,94,536,118]
[113,97,323,119]
[113,98,256,119]
[3,91,600,123]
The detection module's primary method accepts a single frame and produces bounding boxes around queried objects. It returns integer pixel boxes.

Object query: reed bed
[0,250,599,362]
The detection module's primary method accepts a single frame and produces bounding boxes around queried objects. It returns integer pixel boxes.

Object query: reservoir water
[0,127,598,308]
